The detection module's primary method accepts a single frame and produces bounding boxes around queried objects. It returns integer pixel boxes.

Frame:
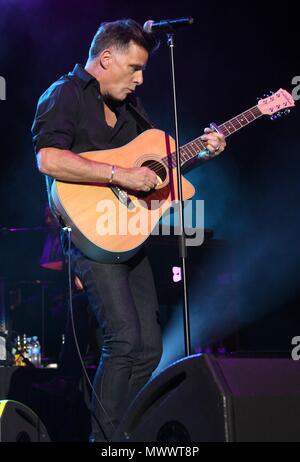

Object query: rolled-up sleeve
[31,79,79,153]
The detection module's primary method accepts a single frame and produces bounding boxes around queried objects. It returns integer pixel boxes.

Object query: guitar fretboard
[161,105,263,168]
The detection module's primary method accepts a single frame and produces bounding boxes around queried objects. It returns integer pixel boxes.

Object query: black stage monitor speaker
[113,354,300,442]
[0,400,51,442]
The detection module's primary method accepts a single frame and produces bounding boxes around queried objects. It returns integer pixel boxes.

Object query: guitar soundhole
[141,160,167,185]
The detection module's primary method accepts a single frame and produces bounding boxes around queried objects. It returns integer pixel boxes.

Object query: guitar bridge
[110,186,135,210]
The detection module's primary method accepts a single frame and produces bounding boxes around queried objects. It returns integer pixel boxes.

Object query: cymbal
[40,261,63,271]
[0,226,53,234]
[17,280,55,285]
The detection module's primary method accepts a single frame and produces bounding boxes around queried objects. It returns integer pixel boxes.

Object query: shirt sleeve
[31,79,80,153]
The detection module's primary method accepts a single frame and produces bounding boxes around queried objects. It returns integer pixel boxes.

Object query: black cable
[64,226,115,442]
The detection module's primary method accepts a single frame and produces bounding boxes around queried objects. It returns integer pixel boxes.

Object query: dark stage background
[0,0,299,368]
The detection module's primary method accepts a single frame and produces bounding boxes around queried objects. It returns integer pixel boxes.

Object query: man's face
[102,41,149,101]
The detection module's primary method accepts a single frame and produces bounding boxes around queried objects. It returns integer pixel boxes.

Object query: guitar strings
[143,101,274,176]
[142,157,183,175]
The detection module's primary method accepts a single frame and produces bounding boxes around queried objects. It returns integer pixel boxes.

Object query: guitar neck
[162,105,263,168]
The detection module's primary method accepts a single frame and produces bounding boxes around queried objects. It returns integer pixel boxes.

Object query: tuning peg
[284,109,291,115]
[270,114,278,121]
[258,92,279,103]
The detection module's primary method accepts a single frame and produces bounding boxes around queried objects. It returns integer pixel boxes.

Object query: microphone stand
[166,32,191,357]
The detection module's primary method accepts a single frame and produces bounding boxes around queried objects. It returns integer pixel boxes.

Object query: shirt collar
[70,64,129,116]
[71,64,98,90]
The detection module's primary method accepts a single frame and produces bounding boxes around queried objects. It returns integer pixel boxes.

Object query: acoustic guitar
[51,89,295,263]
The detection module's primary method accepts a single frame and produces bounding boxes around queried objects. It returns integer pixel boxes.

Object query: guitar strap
[66,73,154,133]
[127,99,155,133]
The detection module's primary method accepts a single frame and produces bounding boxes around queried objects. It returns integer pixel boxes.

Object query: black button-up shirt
[32,64,153,257]
[31,63,152,155]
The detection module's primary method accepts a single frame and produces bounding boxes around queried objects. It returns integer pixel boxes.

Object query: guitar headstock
[258,89,295,118]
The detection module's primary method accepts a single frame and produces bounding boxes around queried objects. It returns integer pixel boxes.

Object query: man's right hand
[37,148,158,191]
[113,166,158,192]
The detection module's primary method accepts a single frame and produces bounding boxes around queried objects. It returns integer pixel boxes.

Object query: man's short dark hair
[89,19,160,59]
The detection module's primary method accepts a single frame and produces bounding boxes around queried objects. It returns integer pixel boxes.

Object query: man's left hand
[200,127,226,158]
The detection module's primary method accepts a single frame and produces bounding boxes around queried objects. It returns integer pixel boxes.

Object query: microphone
[143,17,194,34]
